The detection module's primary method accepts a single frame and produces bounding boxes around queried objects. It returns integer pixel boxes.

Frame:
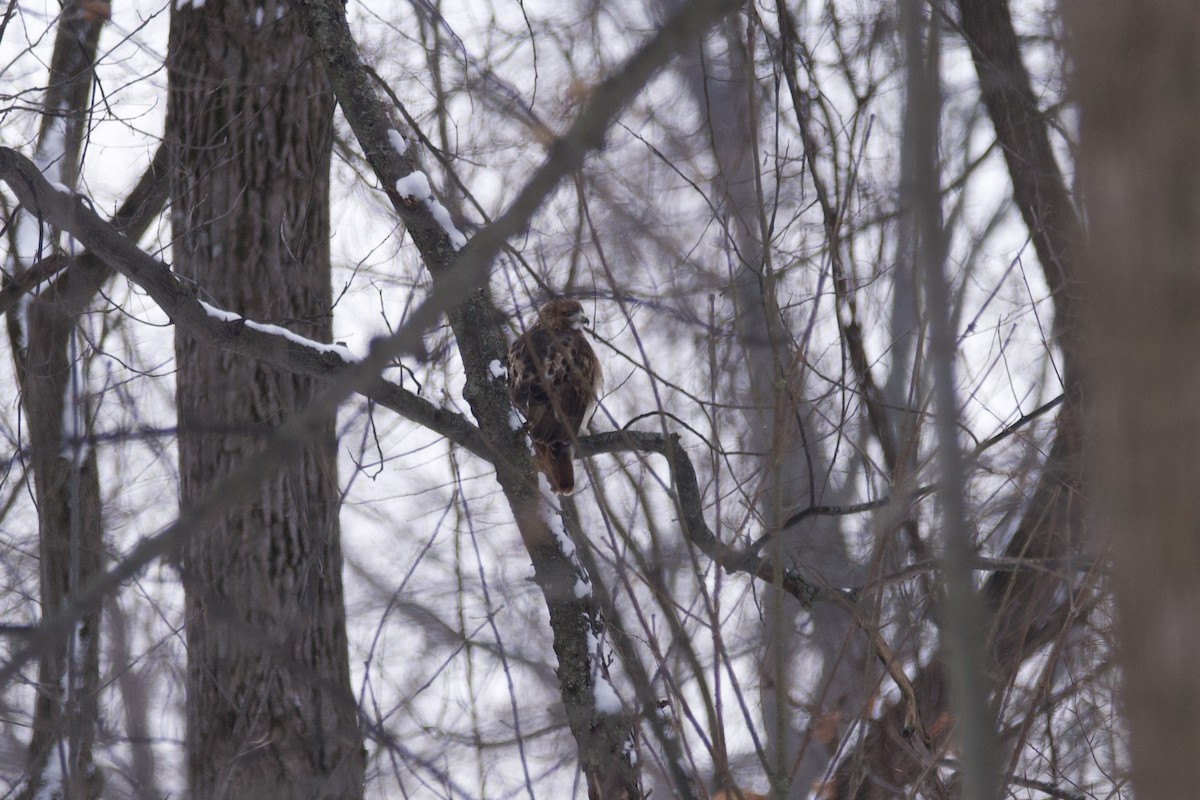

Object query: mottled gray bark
[167,1,363,796]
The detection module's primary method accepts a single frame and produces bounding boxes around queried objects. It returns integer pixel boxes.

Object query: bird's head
[537,298,590,331]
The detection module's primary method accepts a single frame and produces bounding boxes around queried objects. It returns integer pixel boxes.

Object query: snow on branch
[0,146,489,460]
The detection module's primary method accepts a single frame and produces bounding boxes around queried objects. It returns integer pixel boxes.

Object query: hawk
[507,299,602,495]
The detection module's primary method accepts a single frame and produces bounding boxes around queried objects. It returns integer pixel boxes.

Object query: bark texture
[1071,1,1200,796]
[167,1,363,796]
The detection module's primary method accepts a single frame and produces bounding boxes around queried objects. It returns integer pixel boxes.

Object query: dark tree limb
[2,142,169,317]
[581,431,926,739]
[0,254,68,317]
[1075,6,1200,796]
[955,0,1086,679]
[296,1,741,797]
[1071,2,1200,793]
[956,0,1081,331]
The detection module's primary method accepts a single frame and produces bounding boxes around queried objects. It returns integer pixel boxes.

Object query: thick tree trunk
[167,1,363,796]
[1071,1,1200,796]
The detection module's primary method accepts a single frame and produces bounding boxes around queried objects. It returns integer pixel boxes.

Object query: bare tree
[166,0,364,795]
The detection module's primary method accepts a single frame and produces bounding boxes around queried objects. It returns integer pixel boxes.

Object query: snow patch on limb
[587,629,623,715]
[394,170,432,201]
[199,301,240,323]
[540,499,576,558]
[508,408,524,431]
[394,170,468,251]
[199,301,360,362]
[531,490,625,722]
[593,675,622,715]
[387,129,408,156]
[488,359,507,380]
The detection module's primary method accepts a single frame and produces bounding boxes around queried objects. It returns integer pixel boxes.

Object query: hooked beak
[570,310,590,330]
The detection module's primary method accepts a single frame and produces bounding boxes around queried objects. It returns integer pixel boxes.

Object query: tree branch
[826,1,1087,793]
[955,0,1086,675]
[581,430,926,738]
[955,0,1082,331]
[0,146,490,460]
[296,1,743,797]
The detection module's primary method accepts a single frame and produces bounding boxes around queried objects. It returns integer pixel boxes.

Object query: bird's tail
[534,441,575,495]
